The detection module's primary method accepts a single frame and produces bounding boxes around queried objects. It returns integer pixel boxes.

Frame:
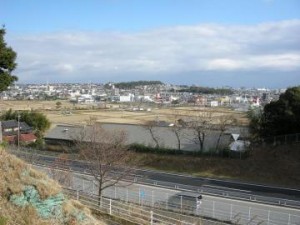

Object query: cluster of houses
[0,83,283,110]
[0,120,37,145]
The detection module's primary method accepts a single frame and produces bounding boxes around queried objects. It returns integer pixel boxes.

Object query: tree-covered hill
[178,86,234,95]
[108,80,164,89]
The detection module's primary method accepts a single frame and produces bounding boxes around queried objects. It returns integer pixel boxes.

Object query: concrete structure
[43,123,246,152]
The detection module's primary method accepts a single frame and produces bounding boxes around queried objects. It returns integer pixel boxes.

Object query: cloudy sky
[1,0,300,88]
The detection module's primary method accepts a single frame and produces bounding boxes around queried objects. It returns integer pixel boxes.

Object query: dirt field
[0,100,248,126]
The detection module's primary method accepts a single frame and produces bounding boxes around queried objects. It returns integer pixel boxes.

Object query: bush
[27,138,44,149]
[129,143,185,155]
[129,143,250,159]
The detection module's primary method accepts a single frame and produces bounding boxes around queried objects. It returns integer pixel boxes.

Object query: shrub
[129,143,249,159]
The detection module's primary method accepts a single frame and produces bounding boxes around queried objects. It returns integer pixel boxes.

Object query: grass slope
[0,147,105,225]
[136,144,300,188]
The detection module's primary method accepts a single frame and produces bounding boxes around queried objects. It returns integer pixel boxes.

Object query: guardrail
[133,177,300,209]
[35,164,300,225]
[9,148,300,210]
[10,150,300,208]
[63,187,226,225]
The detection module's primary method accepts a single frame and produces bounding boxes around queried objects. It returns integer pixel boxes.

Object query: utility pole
[17,113,20,151]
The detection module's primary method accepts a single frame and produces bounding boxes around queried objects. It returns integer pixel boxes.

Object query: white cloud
[8,19,300,83]
[55,64,74,73]
[207,59,243,70]
[250,54,300,70]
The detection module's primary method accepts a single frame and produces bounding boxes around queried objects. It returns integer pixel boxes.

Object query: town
[0,81,283,110]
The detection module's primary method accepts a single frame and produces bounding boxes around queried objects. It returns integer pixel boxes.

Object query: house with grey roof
[0,120,36,144]
[1,120,32,136]
[44,123,241,152]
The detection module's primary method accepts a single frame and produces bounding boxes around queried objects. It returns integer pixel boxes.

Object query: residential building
[0,120,37,144]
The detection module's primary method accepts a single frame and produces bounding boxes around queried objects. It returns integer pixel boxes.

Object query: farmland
[0,100,249,127]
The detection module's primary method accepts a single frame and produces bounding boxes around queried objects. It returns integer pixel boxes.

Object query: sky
[1,0,300,88]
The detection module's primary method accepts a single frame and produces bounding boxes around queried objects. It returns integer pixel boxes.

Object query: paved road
[11,149,300,208]
[36,165,300,225]
[133,168,300,203]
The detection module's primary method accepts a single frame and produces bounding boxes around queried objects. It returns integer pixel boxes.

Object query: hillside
[0,148,105,225]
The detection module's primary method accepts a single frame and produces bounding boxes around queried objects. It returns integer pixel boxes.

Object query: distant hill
[112,80,164,89]
[177,86,234,95]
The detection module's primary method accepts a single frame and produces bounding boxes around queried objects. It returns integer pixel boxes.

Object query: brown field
[0,100,248,127]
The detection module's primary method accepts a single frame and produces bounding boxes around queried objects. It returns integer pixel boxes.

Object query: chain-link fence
[9,149,300,225]
[262,133,300,145]
[38,165,300,225]
[63,188,226,225]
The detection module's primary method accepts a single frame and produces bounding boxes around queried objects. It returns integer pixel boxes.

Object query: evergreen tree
[248,86,300,138]
[262,86,300,136]
[0,27,18,92]
[0,109,51,137]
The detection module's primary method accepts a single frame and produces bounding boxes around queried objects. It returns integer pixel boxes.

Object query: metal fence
[11,148,300,209]
[63,188,225,225]
[70,175,300,225]
[262,133,300,145]
[8,149,300,225]
[38,165,300,225]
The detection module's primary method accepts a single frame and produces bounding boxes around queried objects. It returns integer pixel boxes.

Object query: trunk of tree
[197,131,205,153]
[174,130,181,151]
[216,132,223,152]
[149,128,160,148]
[98,180,102,207]
[74,123,135,211]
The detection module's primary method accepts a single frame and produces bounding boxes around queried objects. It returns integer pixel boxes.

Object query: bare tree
[188,112,213,153]
[74,124,134,205]
[215,115,237,152]
[144,121,161,148]
[171,125,185,151]
[169,111,185,151]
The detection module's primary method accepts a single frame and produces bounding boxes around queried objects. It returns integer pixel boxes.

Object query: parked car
[155,191,202,215]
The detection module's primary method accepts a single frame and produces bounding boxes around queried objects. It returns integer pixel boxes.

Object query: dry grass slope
[136,143,300,188]
[0,147,106,225]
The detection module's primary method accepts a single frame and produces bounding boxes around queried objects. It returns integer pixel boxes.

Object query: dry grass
[0,149,61,199]
[62,200,100,225]
[0,100,248,126]
[0,148,106,225]
[134,144,300,188]
[0,100,74,111]
[0,200,51,225]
